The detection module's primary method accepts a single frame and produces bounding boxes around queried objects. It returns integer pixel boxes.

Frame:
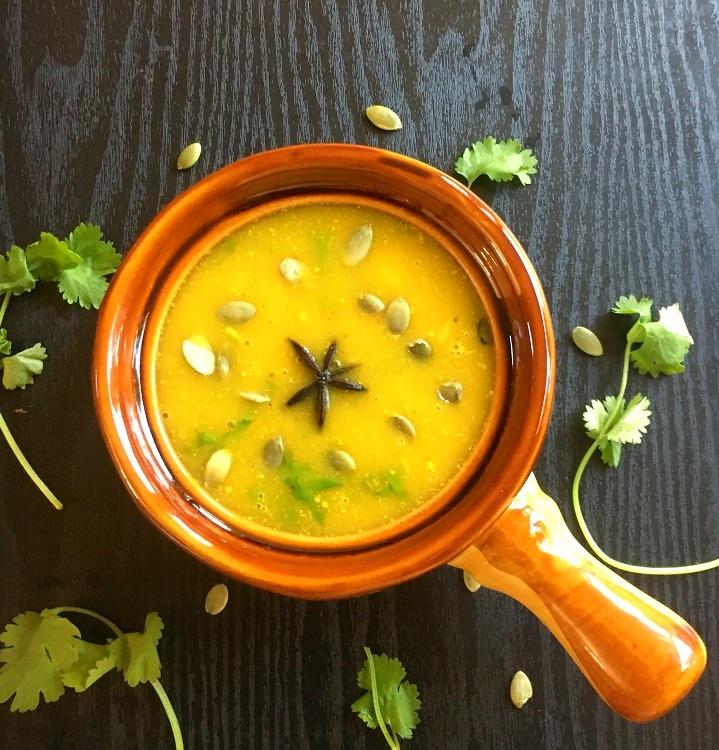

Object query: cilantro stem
[149,678,185,750]
[50,607,184,749]
[572,338,719,575]
[50,606,124,637]
[0,291,63,510]
[363,646,400,750]
[0,291,10,325]
[0,408,63,509]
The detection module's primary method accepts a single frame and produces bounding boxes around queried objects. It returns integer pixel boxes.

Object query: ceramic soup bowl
[93,144,705,723]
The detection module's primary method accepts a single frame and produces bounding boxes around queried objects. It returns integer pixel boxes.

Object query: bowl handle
[450,473,706,722]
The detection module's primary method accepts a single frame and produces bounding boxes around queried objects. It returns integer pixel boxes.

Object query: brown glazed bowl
[93,144,706,723]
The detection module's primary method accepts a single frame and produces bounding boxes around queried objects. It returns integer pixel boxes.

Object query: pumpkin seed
[176,142,202,170]
[365,105,403,131]
[345,224,373,266]
[204,583,229,615]
[463,570,481,593]
[262,436,285,468]
[217,354,231,378]
[438,381,463,403]
[572,326,604,357]
[279,257,301,283]
[240,391,270,404]
[391,414,416,438]
[477,317,492,345]
[510,671,533,708]
[204,448,232,485]
[182,336,216,376]
[327,449,357,472]
[217,300,256,323]
[358,293,385,313]
[386,297,411,334]
[408,338,432,358]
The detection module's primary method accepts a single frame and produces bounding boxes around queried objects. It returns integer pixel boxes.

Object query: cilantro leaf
[364,470,408,499]
[583,395,617,436]
[197,431,220,448]
[109,612,163,687]
[281,453,342,523]
[598,439,622,468]
[357,652,408,694]
[226,415,254,437]
[0,329,10,355]
[57,264,111,310]
[0,611,81,712]
[386,471,407,499]
[61,641,117,693]
[0,246,36,295]
[352,649,422,746]
[25,233,82,282]
[1,343,47,390]
[196,416,255,449]
[455,137,538,186]
[630,304,694,377]
[57,223,121,309]
[611,297,694,375]
[612,295,653,323]
[605,394,652,444]
[583,394,651,468]
[65,223,122,276]
[314,233,331,264]
[386,682,422,740]
[584,394,651,444]
[583,395,627,466]
[351,692,379,729]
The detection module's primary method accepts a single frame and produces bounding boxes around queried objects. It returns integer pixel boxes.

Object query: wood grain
[1,0,717,747]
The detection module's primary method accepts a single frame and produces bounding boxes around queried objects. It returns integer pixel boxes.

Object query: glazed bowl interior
[93,144,554,598]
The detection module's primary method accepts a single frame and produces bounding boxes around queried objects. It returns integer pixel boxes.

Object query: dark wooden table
[1,1,717,748]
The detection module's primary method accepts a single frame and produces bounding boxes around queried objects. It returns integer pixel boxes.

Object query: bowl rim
[92,143,555,598]
[140,192,511,551]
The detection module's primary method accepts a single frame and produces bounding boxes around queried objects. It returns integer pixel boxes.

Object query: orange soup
[154,202,495,538]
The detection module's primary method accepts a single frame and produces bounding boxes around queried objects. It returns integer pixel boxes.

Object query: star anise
[285,339,366,427]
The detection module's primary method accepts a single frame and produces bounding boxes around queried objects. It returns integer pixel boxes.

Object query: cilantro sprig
[572,296,719,575]
[0,606,183,748]
[351,648,421,749]
[0,224,120,509]
[455,137,538,187]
